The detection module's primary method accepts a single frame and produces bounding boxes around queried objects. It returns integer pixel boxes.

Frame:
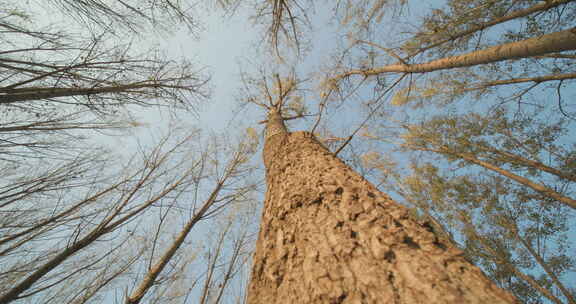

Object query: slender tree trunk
[453,150,576,210]
[336,27,576,79]
[513,231,576,304]
[464,221,565,304]
[464,73,576,92]
[0,168,184,304]
[126,182,224,304]
[488,148,576,183]
[0,83,157,104]
[408,0,576,58]
[247,111,518,303]
[408,143,576,210]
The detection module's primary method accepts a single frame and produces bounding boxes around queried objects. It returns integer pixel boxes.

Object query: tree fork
[247,115,519,303]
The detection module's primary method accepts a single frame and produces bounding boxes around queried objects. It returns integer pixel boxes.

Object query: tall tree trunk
[0,83,159,104]
[463,73,576,93]
[513,230,576,304]
[247,112,518,303]
[126,182,224,304]
[336,27,576,79]
[408,0,576,58]
[451,149,576,210]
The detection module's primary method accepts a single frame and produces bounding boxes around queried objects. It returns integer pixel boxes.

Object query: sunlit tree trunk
[336,27,576,79]
[463,73,576,93]
[407,0,576,57]
[246,110,518,303]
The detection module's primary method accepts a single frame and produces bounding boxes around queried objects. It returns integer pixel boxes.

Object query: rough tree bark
[246,109,519,303]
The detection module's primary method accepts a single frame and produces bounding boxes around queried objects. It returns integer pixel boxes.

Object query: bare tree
[0,32,207,115]
[125,133,259,304]
[43,0,198,34]
[0,129,260,304]
[0,1,208,168]
[0,3,257,303]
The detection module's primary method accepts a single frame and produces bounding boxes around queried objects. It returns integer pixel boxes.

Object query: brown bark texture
[247,119,519,303]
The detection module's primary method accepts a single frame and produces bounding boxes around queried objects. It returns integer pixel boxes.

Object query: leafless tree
[0,129,260,304]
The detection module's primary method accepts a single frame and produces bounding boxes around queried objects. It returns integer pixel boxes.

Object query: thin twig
[356,40,408,66]
[334,73,408,156]
[556,79,576,121]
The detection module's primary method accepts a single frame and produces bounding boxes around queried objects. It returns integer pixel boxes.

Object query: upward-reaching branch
[333,27,576,81]
[406,0,576,59]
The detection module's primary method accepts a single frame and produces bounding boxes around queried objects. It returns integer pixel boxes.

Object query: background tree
[0,2,261,303]
[371,109,576,303]
[0,128,260,304]
[0,1,207,166]
[43,0,197,34]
